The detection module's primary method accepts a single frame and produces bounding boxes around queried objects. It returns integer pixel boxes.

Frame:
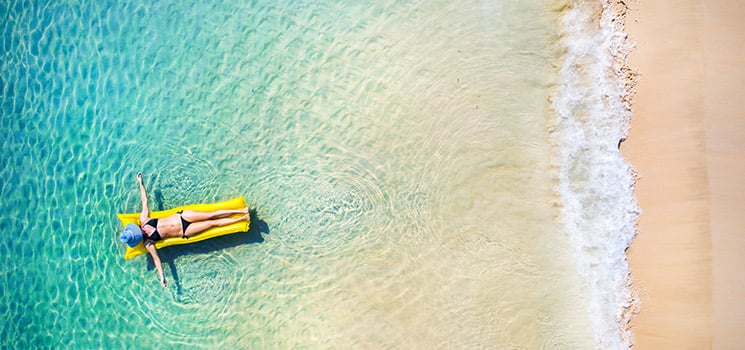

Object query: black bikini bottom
[177,211,192,239]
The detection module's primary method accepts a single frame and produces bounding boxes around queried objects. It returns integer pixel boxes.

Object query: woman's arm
[137,173,150,225]
[145,243,167,288]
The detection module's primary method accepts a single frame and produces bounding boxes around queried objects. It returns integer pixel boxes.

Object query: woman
[120,173,250,287]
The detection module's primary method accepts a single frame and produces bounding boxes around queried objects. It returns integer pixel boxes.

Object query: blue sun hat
[120,223,143,247]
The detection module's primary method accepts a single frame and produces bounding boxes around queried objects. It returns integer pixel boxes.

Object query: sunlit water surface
[0,0,597,348]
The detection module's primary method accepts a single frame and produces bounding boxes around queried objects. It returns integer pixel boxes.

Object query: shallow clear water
[0,0,629,348]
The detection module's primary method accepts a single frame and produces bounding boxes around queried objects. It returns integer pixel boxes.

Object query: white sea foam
[553,1,639,348]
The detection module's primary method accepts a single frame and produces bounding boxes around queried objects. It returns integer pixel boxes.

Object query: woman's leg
[183,214,249,238]
[180,208,248,223]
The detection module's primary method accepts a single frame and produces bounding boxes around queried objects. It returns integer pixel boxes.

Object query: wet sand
[622,0,745,348]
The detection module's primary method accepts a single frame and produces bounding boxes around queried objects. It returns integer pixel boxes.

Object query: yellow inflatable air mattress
[118,196,250,260]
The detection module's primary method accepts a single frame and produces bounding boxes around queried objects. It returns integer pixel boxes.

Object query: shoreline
[621,0,745,348]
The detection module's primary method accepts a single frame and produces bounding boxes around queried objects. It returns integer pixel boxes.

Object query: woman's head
[120,223,143,247]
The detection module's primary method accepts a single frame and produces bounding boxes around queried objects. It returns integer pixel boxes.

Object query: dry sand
[622,0,745,348]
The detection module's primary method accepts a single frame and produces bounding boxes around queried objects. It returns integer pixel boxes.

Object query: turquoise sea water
[1,0,637,348]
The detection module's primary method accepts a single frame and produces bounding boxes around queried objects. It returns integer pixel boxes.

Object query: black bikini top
[144,218,160,240]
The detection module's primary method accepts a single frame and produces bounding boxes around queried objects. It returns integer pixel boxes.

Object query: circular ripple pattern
[134,252,247,345]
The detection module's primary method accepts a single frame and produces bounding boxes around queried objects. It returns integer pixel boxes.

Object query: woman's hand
[160,278,167,288]
[136,172,143,183]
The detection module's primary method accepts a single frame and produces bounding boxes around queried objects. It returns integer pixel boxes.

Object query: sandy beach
[622,0,745,348]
